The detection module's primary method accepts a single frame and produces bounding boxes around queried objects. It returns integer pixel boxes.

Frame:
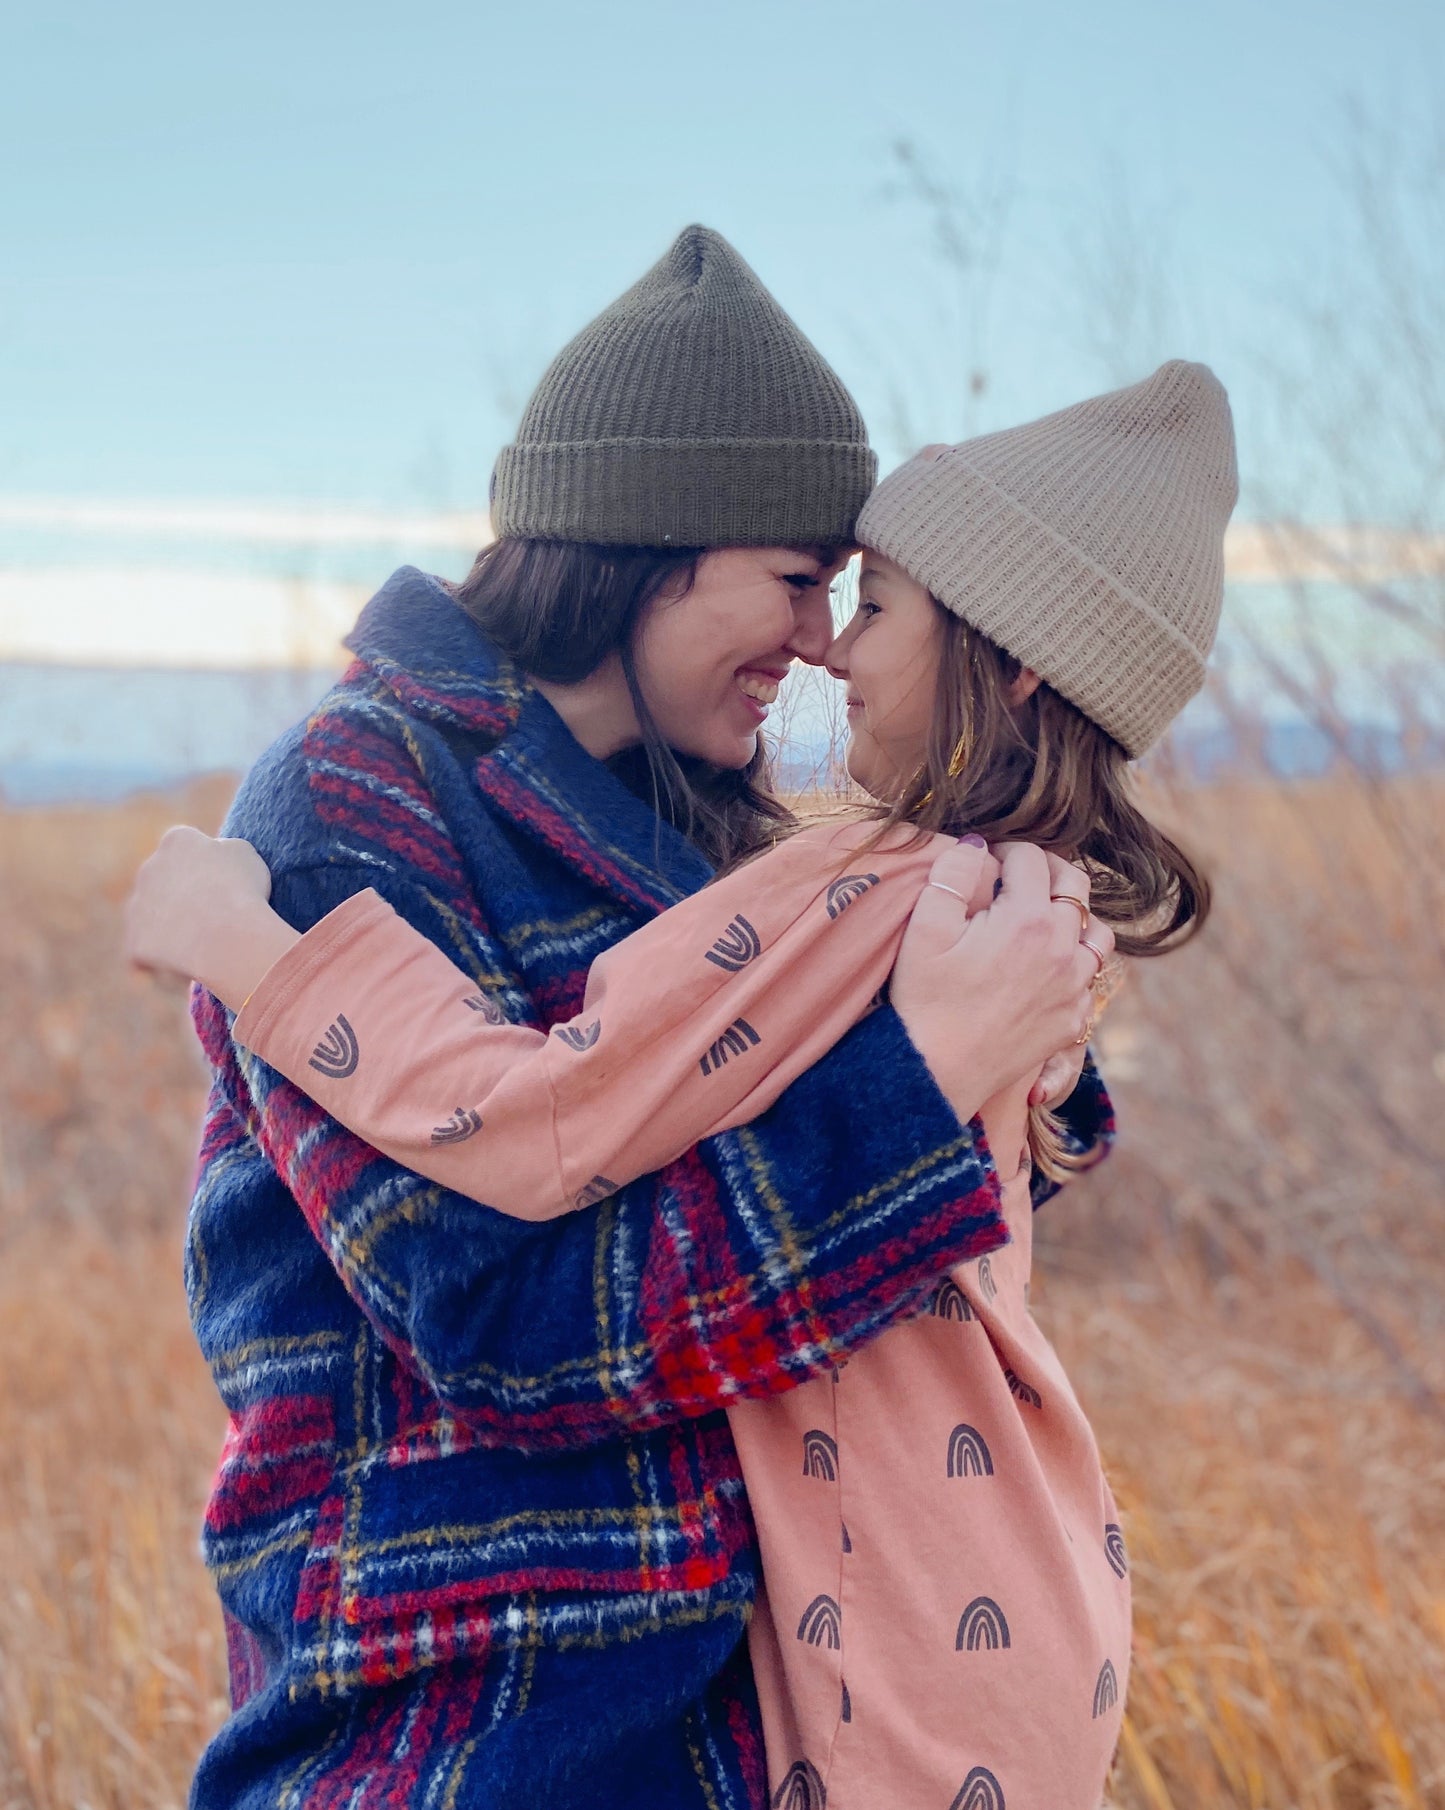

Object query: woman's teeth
[737,674,780,705]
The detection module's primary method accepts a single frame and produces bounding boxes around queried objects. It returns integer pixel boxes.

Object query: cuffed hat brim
[860,455,1211,758]
[492,436,876,548]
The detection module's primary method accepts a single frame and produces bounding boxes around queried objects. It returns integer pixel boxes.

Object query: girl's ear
[1008,666,1044,706]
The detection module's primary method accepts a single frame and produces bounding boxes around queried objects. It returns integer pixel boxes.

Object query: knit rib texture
[490,226,876,548]
[857,360,1239,757]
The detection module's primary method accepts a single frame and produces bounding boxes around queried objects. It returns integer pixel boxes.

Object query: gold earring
[916,727,971,811]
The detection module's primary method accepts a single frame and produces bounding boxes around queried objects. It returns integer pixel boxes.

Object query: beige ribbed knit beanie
[855,361,1238,757]
[490,226,876,548]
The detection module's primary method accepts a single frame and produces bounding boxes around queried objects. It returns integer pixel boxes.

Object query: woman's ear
[1008,666,1044,706]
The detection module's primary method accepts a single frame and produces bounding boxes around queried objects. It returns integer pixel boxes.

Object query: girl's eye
[856,599,881,620]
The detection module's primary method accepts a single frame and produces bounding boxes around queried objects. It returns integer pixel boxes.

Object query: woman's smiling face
[825,552,945,798]
[633,546,843,768]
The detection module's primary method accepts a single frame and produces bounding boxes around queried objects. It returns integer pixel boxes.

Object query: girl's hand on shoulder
[124,827,275,992]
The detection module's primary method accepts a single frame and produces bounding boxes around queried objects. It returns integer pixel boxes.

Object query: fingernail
[960,832,987,848]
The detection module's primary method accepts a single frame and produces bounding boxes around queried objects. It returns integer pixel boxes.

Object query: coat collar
[344,565,527,739]
[345,567,712,916]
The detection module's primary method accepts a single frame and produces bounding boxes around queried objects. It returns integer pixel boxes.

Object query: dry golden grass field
[1,766,1442,1809]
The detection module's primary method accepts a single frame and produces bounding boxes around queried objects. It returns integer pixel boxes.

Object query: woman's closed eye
[782,571,821,595]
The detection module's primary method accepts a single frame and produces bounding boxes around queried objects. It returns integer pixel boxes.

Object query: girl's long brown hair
[872,609,1211,957]
[863,606,1212,1179]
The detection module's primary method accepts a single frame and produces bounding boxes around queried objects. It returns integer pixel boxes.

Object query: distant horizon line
[2,496,1443,585]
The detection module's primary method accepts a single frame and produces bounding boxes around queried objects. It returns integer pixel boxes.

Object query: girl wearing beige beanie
[126,361,1232,1809]
[849,355,1236,896]
[856,357,1239,762]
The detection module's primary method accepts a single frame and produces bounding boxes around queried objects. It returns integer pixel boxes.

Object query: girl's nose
[824,630,851,682]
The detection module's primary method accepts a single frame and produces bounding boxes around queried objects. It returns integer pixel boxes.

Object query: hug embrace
[127,226,1237,1809]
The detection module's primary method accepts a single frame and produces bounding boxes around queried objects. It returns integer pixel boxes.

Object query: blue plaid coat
[185,566,1112,1809]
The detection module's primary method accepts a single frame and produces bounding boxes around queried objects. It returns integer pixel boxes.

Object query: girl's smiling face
[825,552,945,798]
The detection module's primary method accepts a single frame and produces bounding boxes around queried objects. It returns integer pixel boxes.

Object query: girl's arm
[133,821,972,1220]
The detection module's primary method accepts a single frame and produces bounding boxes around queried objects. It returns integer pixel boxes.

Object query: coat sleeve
[230,829,929,1221]
[194,848,1011,1453]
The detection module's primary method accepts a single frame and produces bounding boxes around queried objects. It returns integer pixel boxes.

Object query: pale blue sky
[5,0,1442,513]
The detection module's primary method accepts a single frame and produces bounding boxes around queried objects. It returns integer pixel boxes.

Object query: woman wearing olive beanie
[177,225,1114,1810]
[490,223,878,548]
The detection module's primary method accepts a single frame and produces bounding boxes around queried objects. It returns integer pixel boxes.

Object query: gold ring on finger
[1080,934,1108,978]
[928,880,969,903]
[1050,892,1090,933]
[1072,1015,1097,1047]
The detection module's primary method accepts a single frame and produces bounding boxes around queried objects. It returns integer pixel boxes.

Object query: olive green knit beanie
[490,225,876,548]
[856,360,1239,758]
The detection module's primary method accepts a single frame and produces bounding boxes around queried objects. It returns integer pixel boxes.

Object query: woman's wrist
[896,1002,995,1125]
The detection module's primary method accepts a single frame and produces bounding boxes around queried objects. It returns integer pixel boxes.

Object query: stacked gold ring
[1050,892,1090,932]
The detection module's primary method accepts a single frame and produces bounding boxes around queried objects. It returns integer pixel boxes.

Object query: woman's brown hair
[451,537,795,870]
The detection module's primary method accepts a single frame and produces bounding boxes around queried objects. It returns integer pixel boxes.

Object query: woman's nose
[784,584,837,666]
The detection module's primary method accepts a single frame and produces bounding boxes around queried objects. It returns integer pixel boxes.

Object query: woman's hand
[124,827,299,1011]
[891,839,1113,1123]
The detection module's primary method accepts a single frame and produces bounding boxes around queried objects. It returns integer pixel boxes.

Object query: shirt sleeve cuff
[233,887,393,1052]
